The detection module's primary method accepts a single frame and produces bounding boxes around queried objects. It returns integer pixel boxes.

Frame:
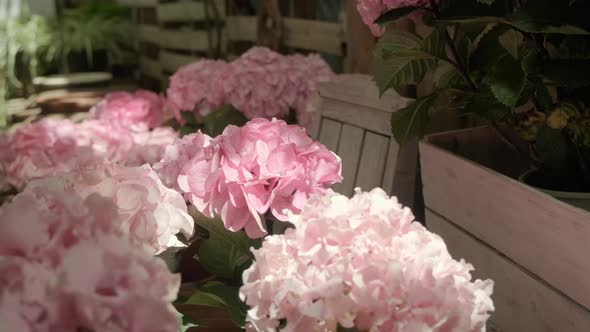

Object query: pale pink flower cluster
[167,60,229,121]
[24,165,194,255]
[166,47,334,130]
[154,118,342,238]
[356,0,435,36]
[240,188,495,332]
[0,118,178,191]
[90,89,166,131]
[0,176,182,332]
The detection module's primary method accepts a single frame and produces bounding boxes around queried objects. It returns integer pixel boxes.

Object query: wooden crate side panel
[320,98,391,136]
[319,74,411,112]
[226,16,257,42]
[318,118,342,153]
[159,29,210,52]
[117,0,157,7]
[139,56,162,79]
[283,18,344,55]
[138,24,161,44]
[381,138,400,194]
[426,210,590,332]
[355,132,389,192]
[157,1,226,22]
[160,50,197,73]
[420,135,590,310]
[333,124,364,196]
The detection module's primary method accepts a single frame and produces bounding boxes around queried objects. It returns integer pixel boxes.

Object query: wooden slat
[333,124,364,196]
[319,74,411,112]
[117,0,157,7]
[160,50,198,73]
[391,138,418,210]
[318,118,342,153]
[321,98,391,136]
[421,126,590,310]
[355,132,389,191]
[138,24,161,44]
[139,56,162,79]
[283,18,344,55]
[226,16,257,42]
[427,210,590,332]
[158,29,210,51]
[157,1,226,22]
[381,138,400,193]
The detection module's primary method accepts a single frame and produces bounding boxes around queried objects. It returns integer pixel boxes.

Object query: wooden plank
[420,126,590,310]
[318,118,342,153]
[391,138,418,210]
[381,138,400,193]
[344,0,375,73]
[158,29,210,52]
[226,16,257,42]
[138,24,161,44]
[426,210,590,332]
[160,50,197,73]
[321,98,391,136]
[355,132,389,192]
[157,1,226,22]
[117,0,157,7]
[139,56,162,79]
[319,74,411,112]
[333,124,364,196]
[283,18,344,55]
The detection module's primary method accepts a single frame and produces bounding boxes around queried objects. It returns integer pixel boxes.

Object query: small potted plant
[361,0,590,209]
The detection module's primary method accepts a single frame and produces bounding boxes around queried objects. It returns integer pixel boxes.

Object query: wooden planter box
[421,126,590,331]
[313,74,417,210]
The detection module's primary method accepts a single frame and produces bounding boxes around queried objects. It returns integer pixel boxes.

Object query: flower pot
[519,169,590,211]
[420,126,590,331]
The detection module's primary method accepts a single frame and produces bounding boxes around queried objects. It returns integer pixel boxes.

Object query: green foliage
[175,309,199,332]
[372,0,590,187]
[202,105,248,137]
[192,212,260,280]
[184,281,248,328]
[375,7,424,28]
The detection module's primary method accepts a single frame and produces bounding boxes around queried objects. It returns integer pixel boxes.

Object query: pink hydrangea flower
[356,0,435,36]
[165,47,334,131]
[159,118,341,238]
[90,89,166,130]
[166,60,229,122]
[0,171,182,332]
[240,188,495,331]
[0,118,179,191]
[10,165,194,255]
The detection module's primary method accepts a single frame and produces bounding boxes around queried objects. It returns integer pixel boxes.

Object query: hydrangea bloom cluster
[240,188,495,332]
[0,118,178,191]
[166,47,334,130]
[23,165,194,255]
[90,89,166,131]
[0,176,182,332]
[356,0,435,36]
[154,118,342,238]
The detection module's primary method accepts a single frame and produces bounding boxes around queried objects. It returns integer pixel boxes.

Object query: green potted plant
[367,0,590,209]
[360,0,590,327]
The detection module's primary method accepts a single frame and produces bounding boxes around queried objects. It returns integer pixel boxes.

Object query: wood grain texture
[139,56,162,79]
[282,18,344,55]
[427,210,590,332]
[320,98,392,136]
[157,1,226,22]
[355,132,389,192]
[160,50,197,73]
[333,124,364,196]
[421,126,590,310]
[116,0,157,7]
[319,74,411,112]
[138,24,161,44]
[344,0,375,73]
[382,138,400,193]
[158,29,211,51]
[318,118,342,153]
[226,15,258,42]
